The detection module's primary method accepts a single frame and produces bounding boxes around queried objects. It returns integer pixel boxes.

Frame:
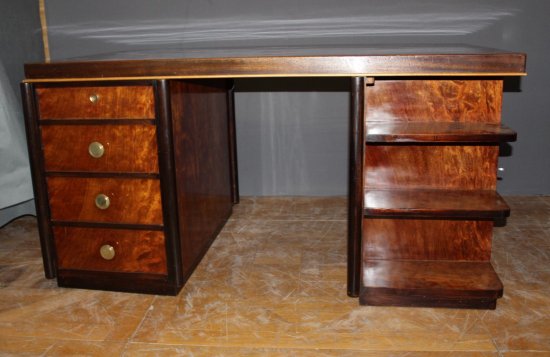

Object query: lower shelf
[360,260,503,309]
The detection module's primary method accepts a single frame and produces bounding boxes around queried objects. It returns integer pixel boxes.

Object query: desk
[22,45,526,309]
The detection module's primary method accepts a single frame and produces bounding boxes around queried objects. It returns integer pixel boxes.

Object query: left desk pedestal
[22,79,237,295]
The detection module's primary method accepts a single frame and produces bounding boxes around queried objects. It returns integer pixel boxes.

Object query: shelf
[360,260,503,309]
[365,122,517,143]
[364,189,510,219]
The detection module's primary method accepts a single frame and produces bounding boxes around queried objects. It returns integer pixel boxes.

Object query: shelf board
[360,260,503,309]
[364,189,510,219]
[365,122,517,143]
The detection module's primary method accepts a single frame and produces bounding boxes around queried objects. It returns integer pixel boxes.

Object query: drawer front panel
[41,124,159,173]
[47,177,163,224]
[37,86,155,119]
[54,226,167,274]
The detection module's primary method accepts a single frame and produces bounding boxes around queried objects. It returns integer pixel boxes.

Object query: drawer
[36,85,155,120]
[47,177,163,225]
[54,226,167,274]
[41,124,159,173]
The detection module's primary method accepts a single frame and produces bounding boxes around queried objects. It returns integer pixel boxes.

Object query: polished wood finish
[366,80,503,123]
[361,75,514,308]
[21,48,524,302]
[24,46,526,80]
[154,80,184,289]
[347,77,365,297]
[21,82,57,278]
[364,189,510,218]
[54,226,167,274]
[227,81,240,204]
[365,122,516,143]
[36,85,155,119]
[24,77,235,295]
[47,177,163,225]
[365,145,499,190]
[360,260,503,309]
[57,269,179,295]
[41,124,159,173]
[169,79,233,281]
[363,219,493,261]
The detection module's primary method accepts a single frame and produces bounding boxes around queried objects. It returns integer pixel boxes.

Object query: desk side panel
[170,79,233,281]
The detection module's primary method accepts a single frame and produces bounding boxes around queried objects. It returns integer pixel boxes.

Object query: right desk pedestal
[359,78,513,309]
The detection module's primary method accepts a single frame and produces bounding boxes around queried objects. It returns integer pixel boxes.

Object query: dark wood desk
[21,45,526,309]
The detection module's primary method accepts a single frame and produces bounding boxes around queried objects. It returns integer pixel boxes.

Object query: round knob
[99,244,115,260]
[89,94,100,103]
[88,141,105,158]
[95,194,110,210]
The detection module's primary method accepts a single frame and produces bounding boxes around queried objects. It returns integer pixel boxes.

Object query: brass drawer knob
[99,244,115,260]
[89,94,100,103]
[95,194,110,210]
[88,141,105,158]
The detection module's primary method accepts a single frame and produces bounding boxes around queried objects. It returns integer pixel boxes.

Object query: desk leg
[347,77,365,297]
[21,82,57,279]
[227,81,239,204]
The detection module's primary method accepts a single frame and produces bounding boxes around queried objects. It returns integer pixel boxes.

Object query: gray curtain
[0,60,34,226]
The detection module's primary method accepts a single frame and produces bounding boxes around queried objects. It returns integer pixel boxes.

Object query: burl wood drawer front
[41,125,159,173]
[54,226,167,274]
[47,177,163,225]
[36,86,155,119]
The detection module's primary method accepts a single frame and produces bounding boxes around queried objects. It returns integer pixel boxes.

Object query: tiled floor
[0,196,549,356]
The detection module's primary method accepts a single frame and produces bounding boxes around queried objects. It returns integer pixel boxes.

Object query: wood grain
[41,124,159,173]
[37,85,155,119]
[360,260,503,309]
[365,122,516,143]
[363,218,493,261]
[21,82,57,278]
[364,145,499,190]
[57,269,179,295]
[364,189,510,218]
[54,226,167,274]
[348,77,366,297]
[227,82,240,204]
[366,80,503,123]
[170,79,233,278]
[24,50,526,80]
[361,77,509,308]
[47,177,163,225]
[154,80,184,289]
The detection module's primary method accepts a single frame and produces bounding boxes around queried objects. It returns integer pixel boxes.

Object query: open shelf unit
[360,79,515,309]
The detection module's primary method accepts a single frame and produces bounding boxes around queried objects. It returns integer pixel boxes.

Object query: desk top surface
[24,44,526,81]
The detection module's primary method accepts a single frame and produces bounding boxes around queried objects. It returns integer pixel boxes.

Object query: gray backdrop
[0,1,43,225]
[42,0,550,195]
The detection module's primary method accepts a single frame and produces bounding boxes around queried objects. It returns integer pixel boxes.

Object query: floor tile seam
[127,295,158,343]
[130,325,229,336]
[123,340,330,351]
[10,333,505,353]
[472,318,501,355]
[118,343,511,355]
[39,342,57,357]
[0,333,109,343]
[370,325,498,352]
